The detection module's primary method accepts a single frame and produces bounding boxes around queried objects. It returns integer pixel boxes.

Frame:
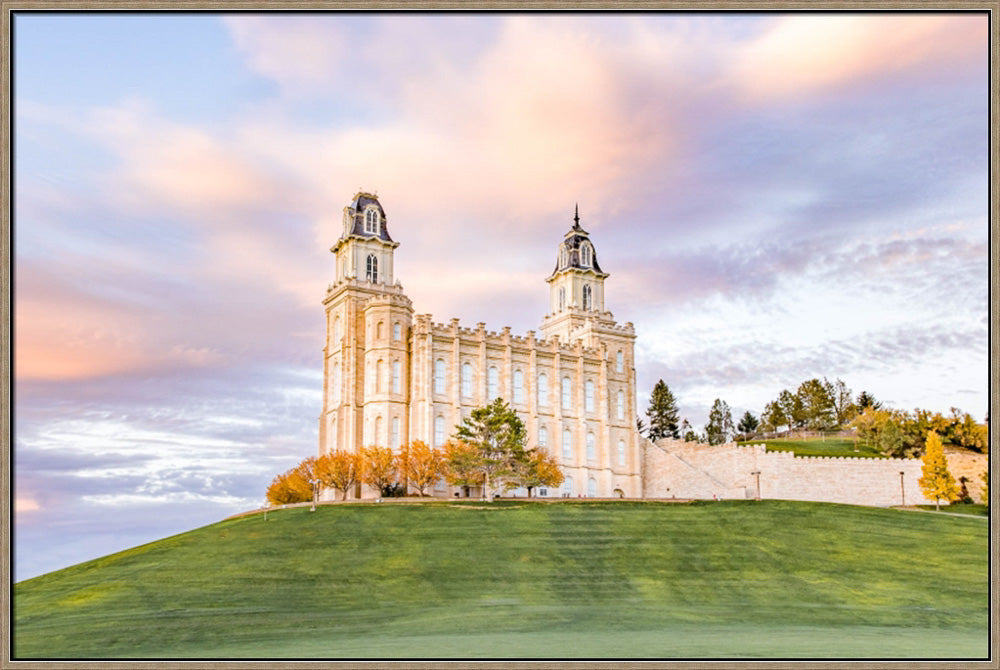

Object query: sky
[11,12,990,581]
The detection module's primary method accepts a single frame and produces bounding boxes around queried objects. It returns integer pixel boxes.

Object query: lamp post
[751,470,761,501]
[899,471,905,507]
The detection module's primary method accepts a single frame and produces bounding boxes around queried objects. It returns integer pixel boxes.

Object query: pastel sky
[12,12,989,581]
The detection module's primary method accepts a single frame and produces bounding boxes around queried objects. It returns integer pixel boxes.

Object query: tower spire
[573,203,581,230]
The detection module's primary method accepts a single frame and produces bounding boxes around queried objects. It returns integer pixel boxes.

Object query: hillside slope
[13,500,989,659]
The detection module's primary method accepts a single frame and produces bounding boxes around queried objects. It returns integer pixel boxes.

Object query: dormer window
[364,208,380,234]
[559,247,568,269]
[580,242,592,268]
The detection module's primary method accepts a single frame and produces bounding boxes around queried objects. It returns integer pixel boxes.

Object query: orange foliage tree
[266,466,312,505]
[360,446,398,496]
[443,439,484,494]
[317,450,362,500]
[399,440,446,496]
[515,448,565,498]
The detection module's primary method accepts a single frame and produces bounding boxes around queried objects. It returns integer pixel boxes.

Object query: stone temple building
[318,191,640,499]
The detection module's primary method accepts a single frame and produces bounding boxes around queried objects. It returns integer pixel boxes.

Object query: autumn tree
[360,446,398,496]
[645,380,680,441]
[400,440,447,496]
[950,409,987,453]
[515,448,565,497]
[454,398,529,500]
[443,439,484,495]
[266,465,313,505]
[705,399,734,445]
[317,449,362,500]
[919,431,958,511]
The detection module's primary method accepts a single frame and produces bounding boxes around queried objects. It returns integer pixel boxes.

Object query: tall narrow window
[537,373,548,407]
[376,359,385,393]
[585,380,595,413]
[366,254,378,283]
[616,350,624,373]
[488,366,499,399]
[392,361,401,394]
[539,425,548,449]
[616,390,625,420]
[391,417,400,451]
[560,247,568,268]
[562,376,571,410]
[587,477,597,497]
[586,431,596,461]
[434,415,445,447]
[581,242,592,267]
[582,284,592,310]
[434,359,446,395]
[513,369,524,404]
[558,286,566,311]
[365,208,380,234]
[461,362,473,399]
[562,427,572,459]
[393,322,402,340]
[618,439,626,466]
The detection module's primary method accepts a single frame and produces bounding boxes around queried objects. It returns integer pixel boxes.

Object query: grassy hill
[13,500,989,659]
[741,437,885,458]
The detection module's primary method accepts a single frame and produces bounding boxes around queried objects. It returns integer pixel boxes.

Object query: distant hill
[13,500,989,659]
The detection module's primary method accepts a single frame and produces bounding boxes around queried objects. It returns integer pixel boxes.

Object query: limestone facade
[319,193,640,499]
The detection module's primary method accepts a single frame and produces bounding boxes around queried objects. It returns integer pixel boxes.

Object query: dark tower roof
[552,205,604,276]
[344,192,394,243]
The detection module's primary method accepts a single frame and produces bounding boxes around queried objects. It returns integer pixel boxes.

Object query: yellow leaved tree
[317,449,362,501]
[360,446,398,497]
[399,440,446,496]
[918,431,958,511]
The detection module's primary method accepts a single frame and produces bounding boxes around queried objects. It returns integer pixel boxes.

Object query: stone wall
[642,438,988,507]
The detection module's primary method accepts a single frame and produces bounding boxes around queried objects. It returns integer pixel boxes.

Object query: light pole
[899,471,905,507]
[751,470,761,501]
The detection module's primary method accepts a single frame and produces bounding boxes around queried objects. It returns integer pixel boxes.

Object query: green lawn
[13,500,989,659]
[742,438,885,458]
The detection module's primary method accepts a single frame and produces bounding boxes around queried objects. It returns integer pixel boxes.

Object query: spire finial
[573,203,580,229]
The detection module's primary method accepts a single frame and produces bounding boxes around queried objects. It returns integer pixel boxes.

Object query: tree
[877,419,905,458]
[827,378,856,427]
[514,448,565,497]
[737,411,759,441]
[266,465,313,505]
[443,439,484,494]
[360,446,398,496]
[705,399,734,445]
[681,418,696,442]
[399,440,447,496]
[796,379,835,430]
[760,400,787,433]
[918,432,958,511]
[778,389,806,430]
[856,391,882,411]
[636,417,647,438]
[645,380,680,441]
[950,409,987,453]
[454,398,529,500]
[317,449,362,500]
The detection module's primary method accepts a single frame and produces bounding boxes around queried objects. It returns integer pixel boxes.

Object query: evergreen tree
[856,391,882,411]
[705,399,734,445]
[454,398,529,501]
[918,431,958,511]
[737,411,759,440]
[645,379,680,441]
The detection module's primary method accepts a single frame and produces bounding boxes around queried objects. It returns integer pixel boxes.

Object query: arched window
[558,286,566,312]
[537,373,548,407]
[586,431,595,461]
[562,376,571,410]
[587,477,597,497]
[365,208,380,234]
[562,427,572,459]
[513,369,524,404]
[582,284,592,310]
[616,390,625,420]
[560,247,568,268]
[391,417,400,451]
[392,360,401,394]
[488,366,499,399]
[434,415,445,447]
[584,380,595,413]
[618,439,626,466]
[461,362,473,399]
[539,425,548,449]
[563,476,574,497]
[434,359,446,395]
[376,359,385,392]
[332,362,341,403]
[616,350,624,373]
[366,254,378,283]
[581,242,592,267]
[393,322,402,340]
[376,321,384,339]
[375,416,383,446]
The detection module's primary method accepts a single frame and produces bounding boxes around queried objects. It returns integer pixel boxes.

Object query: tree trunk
[483,473,491,501]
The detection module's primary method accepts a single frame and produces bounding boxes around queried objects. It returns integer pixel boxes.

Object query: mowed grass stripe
[14,500,988,659]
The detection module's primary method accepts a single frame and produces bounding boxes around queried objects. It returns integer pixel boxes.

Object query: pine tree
[454,398,529,501]
[918,431,958,511]
[706,399,734,445]
[645,379,680,441]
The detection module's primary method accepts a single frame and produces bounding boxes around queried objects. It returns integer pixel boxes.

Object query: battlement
[413,314,611,359]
